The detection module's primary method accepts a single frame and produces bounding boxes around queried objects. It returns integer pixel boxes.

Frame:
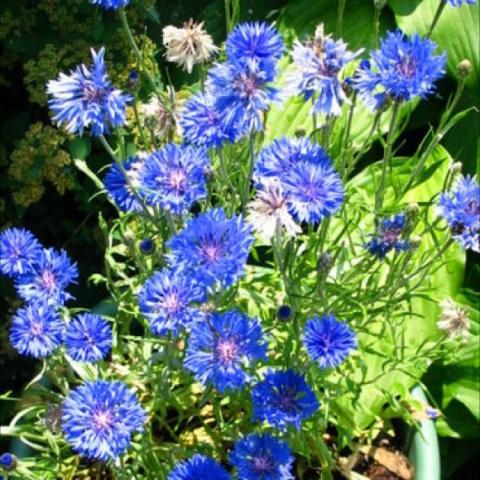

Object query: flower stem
[336,0,346,37]
[398,78,465,198]
[217,147,237,206]
[428,0,447,38]
[375,101,401,213]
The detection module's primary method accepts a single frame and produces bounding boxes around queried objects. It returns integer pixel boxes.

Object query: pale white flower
[246,179,301,242]
[141,94,177,139]
[163,21,217,73]
[437,298,471,341]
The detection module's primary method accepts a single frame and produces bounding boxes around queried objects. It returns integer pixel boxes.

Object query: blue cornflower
[287,28,359,116]
[179,92,233,148]
[15,248,78,306]
[0,228,42,278]
[446,0,476,5]
[206,60,278,137]
[255,137,344,224]
[304,315,356,368]
[90,0,130,8]
[184,310,267,392]
[138,268,206,336]
[230,433,293,480]
[104,157,145,212]
[9,302,65,359]
[167,208,253,290]
[141,144,209,214]
[353,30,446,109]
[251,370,319,430]
[365,214,410,258]
[255,136,325,180]
[47,48,131,136]
[226,22,284,66]
[281,159,344,224]
[62,380,146,461]
[168,454,231,480]
[65,313,112,363]
[438,175,479,252]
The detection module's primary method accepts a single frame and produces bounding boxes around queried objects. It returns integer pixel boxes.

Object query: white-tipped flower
[247,178,301,242]
[141,94,177,139]
[163,20,217,73]
[437,298,471,341]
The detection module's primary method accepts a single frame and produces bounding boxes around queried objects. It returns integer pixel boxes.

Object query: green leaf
[68,137,91,160]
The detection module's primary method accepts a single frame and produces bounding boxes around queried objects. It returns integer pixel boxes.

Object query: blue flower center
[396,55,417,79]
[276,388,298,412]
[92,410,113,431]
[216,338,239,364]
[30,321,44,337]
[252,454,274,473]
[41,270,56,291]
[83,82,105,104]
[381,228,402,246]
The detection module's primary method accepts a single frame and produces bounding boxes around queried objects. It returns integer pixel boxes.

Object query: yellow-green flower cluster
[9,122,76,207]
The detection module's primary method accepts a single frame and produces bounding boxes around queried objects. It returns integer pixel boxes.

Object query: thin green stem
[342,92,357,178]
[217,147,237,206]
[373,7,382,47]
[375,101,401,213]
[241,131,255,207]
[336,0,346,37]
[428,1,447,38]
[398,78,465,198]
[132,99,147,148]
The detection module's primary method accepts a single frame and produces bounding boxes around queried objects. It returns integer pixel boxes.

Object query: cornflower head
[251,369,319,430]
[353,30,446,109]
[167,454,231,480]
[163,20,217,73]
[437,298,471,341]
[206,59,279,138]
[0,228,43,278]
[141,144,209,215]
[167,208,253,290]
[104,156,145,213]
[304,315,357,368]
[65,313,112,363]
[255,136,344,224]
[246,178,301,242]
[230,433,294,480]
[184,310,267,392]
[47,48,131,136]
[138,268,206,336]
[61,380,146,461]
[287,24,360,116]
[226,22,284,67]
[179,92,234,148]
[365,214,410,258]
[10,302,65,359]
[438,175,479,252]
[15,248,78,306]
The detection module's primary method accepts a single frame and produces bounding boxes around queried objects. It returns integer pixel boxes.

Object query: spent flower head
[437,298,471,341]
[163,20,217,73]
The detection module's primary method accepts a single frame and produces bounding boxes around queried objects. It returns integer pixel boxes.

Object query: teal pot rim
[408,385,441,480]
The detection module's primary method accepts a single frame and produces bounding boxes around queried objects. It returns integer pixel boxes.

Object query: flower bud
[409,235,421,249]
[128,70,139,89]
[0,453,17,472]
[277,304,293,321]
[317,252,333,276]
[406,203,419,219]
[457,59,472,78]
[139,238,155,255]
